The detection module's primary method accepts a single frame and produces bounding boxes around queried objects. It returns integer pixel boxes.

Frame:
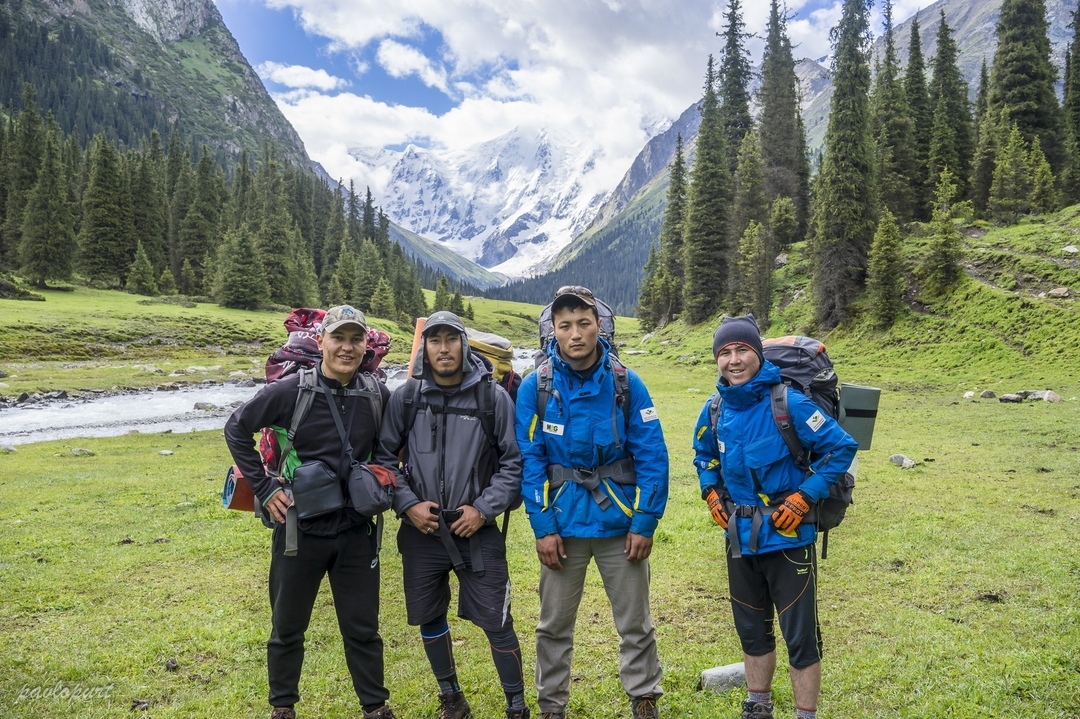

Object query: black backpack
[708,336,853,558]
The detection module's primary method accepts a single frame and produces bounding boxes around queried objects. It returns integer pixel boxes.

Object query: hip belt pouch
[290,460,346,519]
[348,463,395,518]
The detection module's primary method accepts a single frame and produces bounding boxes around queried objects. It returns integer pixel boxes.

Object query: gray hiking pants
[534,535,663,712]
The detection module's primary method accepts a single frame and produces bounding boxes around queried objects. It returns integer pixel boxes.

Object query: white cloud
[255,61,349,91]
[376,39,451,94]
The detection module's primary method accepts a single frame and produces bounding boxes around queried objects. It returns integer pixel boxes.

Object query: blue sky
[214,0,940,192]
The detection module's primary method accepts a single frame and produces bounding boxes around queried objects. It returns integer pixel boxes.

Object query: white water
[0,349,537,446]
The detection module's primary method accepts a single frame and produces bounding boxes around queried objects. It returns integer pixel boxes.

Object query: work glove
[702,486,729,529]
[771,490,812,533]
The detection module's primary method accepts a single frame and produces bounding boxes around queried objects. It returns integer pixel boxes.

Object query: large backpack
[537,296,619,359]
[707,335,853,558]
[466,327,521,402]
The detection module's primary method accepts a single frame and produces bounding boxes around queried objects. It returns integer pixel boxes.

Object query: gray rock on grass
[71,448,95,456]
[889,454,917,469]
[964,391,975,399]
[700,662,746,693]
[1048,287,1070,298]
[980,390,997,399]
[999,394,1024,403]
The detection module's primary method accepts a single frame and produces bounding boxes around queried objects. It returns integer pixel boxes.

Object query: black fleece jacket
[224,366,390,536]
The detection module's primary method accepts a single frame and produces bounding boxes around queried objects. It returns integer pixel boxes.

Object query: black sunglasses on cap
[555,285,594,298]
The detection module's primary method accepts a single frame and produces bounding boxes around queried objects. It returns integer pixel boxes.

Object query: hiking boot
[437,690,472,719]
[740,699,774,719]
[270,708,296,719]
[631,695,658,719]
[363,705,396,719]
[539,713,564,719]
[506,708,531,719]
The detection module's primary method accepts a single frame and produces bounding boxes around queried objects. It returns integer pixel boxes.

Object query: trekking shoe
[539,713,564,719]
[437,690,472,719]
[631,695,658,719]
[270,708,296,719]
[363,705,396,719]
[740,699,774,719]
[505,707,531,719]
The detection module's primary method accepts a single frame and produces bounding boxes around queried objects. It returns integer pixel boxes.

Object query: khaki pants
[535,536,663,712]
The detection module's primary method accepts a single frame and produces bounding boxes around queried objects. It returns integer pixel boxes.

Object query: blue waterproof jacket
[517,339,669,540]
[692,361,858,555]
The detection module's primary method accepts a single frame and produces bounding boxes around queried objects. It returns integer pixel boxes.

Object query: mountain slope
[5,0,309,166]
[387,224,504,290]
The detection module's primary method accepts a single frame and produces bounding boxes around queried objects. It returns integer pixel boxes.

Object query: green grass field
[2,211,1079,717]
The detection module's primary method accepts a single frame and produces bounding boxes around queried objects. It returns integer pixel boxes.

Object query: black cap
[712,314,764,362]
[422,311,466,336]
[551,285,598,315]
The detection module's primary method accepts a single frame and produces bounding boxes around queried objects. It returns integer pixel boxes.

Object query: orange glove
[771,490,811,533]
[702,486,729,529]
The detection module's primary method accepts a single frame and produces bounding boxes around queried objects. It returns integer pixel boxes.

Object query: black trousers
[267,522,388,709]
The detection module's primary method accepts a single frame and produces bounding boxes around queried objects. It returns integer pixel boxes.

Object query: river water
[0,349,538,446]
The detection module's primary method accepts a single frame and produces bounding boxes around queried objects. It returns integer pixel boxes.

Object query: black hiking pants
[267,521,388,710]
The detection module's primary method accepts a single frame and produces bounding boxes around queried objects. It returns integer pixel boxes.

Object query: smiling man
[225,305,395,719]
[376,311,528,719]
[692,315,857,719]
[516,286,669,719]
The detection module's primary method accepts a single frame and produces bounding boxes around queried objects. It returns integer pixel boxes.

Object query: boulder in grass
[980,390,997,399]
[1048,287,1070,299]
[700,662,746,693]
[999,394,1024,403]
[71,447,95,456]
[889,454,917,469]
[1043,391,1062,403]
[964,391,975,399]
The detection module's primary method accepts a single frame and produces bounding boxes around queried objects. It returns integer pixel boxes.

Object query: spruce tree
[370,277,397,320]
[449,290,465,315]
[1027,136,1057,215]
[730,130,769,251]
[353,239,384,312]
[904,15,933,221]
[866,209,905,329]
[635,244,666,331]
[284,224,319,309]
[2,84,44,268]
[758,0,810,237]
[988,0,1063,171]
[320,191,346,295]
[433,274,452,312]
[19,129,75,287]
[923,167,963,295]
[258,203,294,305]
[158,267,177,294]
[1062,7,1080,202]
[990,124,1032,224]
[717,0,753,173]
[168,157,194,277]
[180,257,198,295]
[871,1,916,223]
[735,220,771,327]
[927,11,973,201]
[658,133,688,320]
[327,238,359,306]
[131,133,168,273]
[216,225,267,310]
[972,107,1003,216]
[810,0,876,330]
[176,147,220,290]
[78,134,133,286]
[683,55,732,324]
[768,196,798,250]
[464,301,475,321]
[126,240,158,296]
[346,180,361,247]
[362,186,377,241]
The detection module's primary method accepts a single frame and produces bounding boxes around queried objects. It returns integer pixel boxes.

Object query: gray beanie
[712,314,764,362]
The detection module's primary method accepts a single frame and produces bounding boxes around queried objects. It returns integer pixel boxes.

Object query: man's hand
[703,486,729,529]
[536,533,566,570]
[264,489,292,524]
[771,491,812,533]
[451,505,485,537]
[406,501,440,535]
[624,532,653,562]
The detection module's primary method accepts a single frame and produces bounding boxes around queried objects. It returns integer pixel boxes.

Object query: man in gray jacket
[376,311,528,719]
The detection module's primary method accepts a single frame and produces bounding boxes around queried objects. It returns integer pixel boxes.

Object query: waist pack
[290,460,346,520]
[348,463,396,518]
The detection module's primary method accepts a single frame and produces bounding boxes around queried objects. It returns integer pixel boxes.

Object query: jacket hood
[412,336,489,391]
[717,360,782,409]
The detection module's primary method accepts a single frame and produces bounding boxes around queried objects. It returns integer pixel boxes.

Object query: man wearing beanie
[692,315,857,719]
[375,311,528,719]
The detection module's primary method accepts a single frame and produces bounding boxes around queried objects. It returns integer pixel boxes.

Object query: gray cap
[321,305,368,333]
[422,311,466,336]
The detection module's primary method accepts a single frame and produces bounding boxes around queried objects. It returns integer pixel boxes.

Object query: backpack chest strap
[723,496,818,558]
[546,457,636,510]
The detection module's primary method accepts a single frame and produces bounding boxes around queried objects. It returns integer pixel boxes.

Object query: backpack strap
[608,355,632,451]
[769,383,810,472]
[535,356,629,435]
[708,392,722,439]
[275,367,318,478]
[535,358,556,426]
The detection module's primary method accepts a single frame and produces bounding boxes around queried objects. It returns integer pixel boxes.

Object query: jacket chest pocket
[744,435,794,495]
[411,407,437,454]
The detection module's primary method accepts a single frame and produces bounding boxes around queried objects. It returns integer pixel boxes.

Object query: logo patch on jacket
[640,407,659,422]
[543,422,565,436]
[806,410,826,433]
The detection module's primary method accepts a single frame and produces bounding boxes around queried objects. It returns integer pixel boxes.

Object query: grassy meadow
[2,220,1079,718]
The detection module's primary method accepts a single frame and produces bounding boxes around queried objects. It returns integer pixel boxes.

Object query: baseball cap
[321,305,368,333]
[422,310,467,335]
[551,285,597,314]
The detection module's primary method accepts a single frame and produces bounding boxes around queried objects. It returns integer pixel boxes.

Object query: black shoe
[363,705,397,719]
[270,708,296,719]
[539,713,564,719]
[631,695,658,719]
[506,707,531,719]
[437,690,472,719]
[740,699,774,719]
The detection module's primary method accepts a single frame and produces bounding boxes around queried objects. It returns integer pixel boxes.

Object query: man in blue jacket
[692,315,857,719]
[516,286,669,719]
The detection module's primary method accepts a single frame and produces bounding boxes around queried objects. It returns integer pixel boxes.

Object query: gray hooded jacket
[376,344,523,523]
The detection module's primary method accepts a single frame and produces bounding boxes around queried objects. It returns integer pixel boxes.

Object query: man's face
[716,343,761,386]
[425,327,464,383]
[318,325,367,382]
[553,306,600,369]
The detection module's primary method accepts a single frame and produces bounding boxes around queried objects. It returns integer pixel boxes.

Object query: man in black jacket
[225,305,395,719]
[376,311,527,719]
